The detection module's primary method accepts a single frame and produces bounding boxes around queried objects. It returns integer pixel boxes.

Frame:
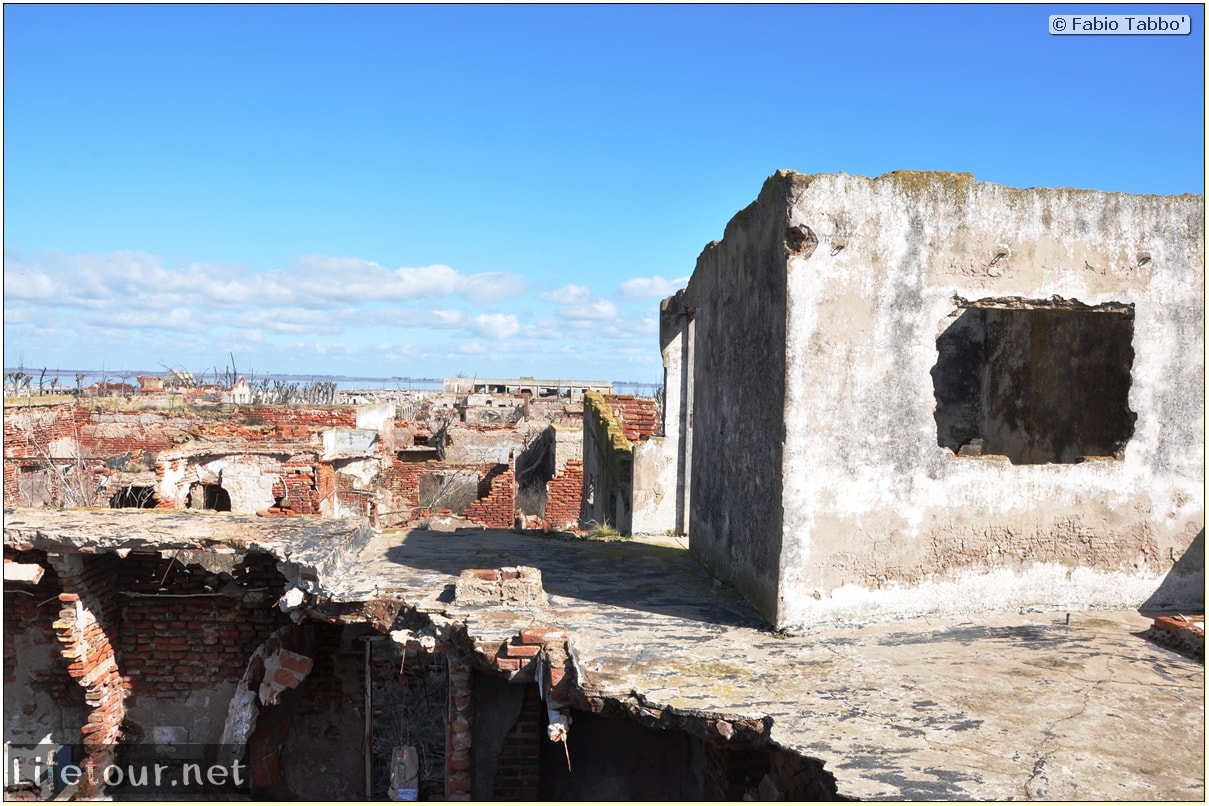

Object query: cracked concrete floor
[336,528,1205,801]
[6,510,1201,801]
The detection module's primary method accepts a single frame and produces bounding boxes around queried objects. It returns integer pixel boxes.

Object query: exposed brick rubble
[1145,614,1205,661]
[461,457,516,529]
[47,553,125,799]
[445,656,475,800]
[2,392,857,800]
[3,398,589,532]
[543,460,584,531]
[602,394,660,444]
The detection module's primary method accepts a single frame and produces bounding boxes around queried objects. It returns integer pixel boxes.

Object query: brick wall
[3,551,81,704]
[544,460,584,531]
[280,460,321,514]
[236,406,357,441]
[376,458,430,524]
[115,552,289,700]
[3,404,185,464]
[6,404,150,507]
[603,395,660,443]
[377,458,502,525]
[492,683,542,800]
[3,402,360,509]
[446,655,474,800]
[461,459,516,529]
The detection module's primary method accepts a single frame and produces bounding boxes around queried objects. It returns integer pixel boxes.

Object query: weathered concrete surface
[666,170,1204,628]
[327,526,1203,801]
[631,435,678,534]
[6,510,1202,800]
[2,507,373,600]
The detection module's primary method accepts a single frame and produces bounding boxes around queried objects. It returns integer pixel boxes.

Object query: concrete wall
[666,170,1203,628]
[580,394,633,533]
[671,176,793,620]
[771,170,1204,626]
[631,436,678,534]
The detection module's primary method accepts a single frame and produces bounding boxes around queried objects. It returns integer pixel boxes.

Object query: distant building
[442,376,612,403]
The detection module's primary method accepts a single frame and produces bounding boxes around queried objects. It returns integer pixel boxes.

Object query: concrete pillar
[659,292,695,536]
[446,654,474,800]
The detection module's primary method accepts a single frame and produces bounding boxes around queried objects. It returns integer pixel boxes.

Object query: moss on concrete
[878,169,977,202]
[583,392,633,456]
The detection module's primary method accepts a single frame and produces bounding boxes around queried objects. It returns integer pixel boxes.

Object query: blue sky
[4,4,1204,384]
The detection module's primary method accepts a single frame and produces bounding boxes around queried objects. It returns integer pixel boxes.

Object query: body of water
[4,369,662,397]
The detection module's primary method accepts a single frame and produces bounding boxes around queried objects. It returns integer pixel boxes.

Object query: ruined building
[659,169,1204,629]
[2,172,1203,801]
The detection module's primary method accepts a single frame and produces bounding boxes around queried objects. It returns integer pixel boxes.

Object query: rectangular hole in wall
[933,296,1136,465]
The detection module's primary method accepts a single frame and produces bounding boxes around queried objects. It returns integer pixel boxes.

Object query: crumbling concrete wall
[670,169,1204,628]
[580,394,662,535]
[632,437,677,535]
[155,451,307,514]
[581,394,632,533]
[663,177,793,619]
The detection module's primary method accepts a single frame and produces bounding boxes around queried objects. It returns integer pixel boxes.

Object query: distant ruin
[1,377,662,535]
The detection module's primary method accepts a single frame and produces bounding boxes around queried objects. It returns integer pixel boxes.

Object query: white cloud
[559,299,619,321]
[459,273,527,305]
[615,275,689,300]
[472,313,521,339]
[285,258,526,306]
[3,268,57,299]
[429,309,464,327]
[2,248,667,382]
[540,284,594,304]
[7,251,525,316]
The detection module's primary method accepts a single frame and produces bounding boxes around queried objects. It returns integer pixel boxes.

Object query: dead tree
[12,404,100,507]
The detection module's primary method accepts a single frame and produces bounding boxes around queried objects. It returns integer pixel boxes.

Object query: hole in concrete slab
[933,298,1135,464]
[531,707,843,800]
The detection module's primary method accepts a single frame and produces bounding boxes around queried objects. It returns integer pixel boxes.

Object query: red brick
[504,644,541,658]
[520,627,567,645]
[277,650,313,676]
[273,667,302,688]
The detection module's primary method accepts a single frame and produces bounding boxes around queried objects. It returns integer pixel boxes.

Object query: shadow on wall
[1139,528,1204,616]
